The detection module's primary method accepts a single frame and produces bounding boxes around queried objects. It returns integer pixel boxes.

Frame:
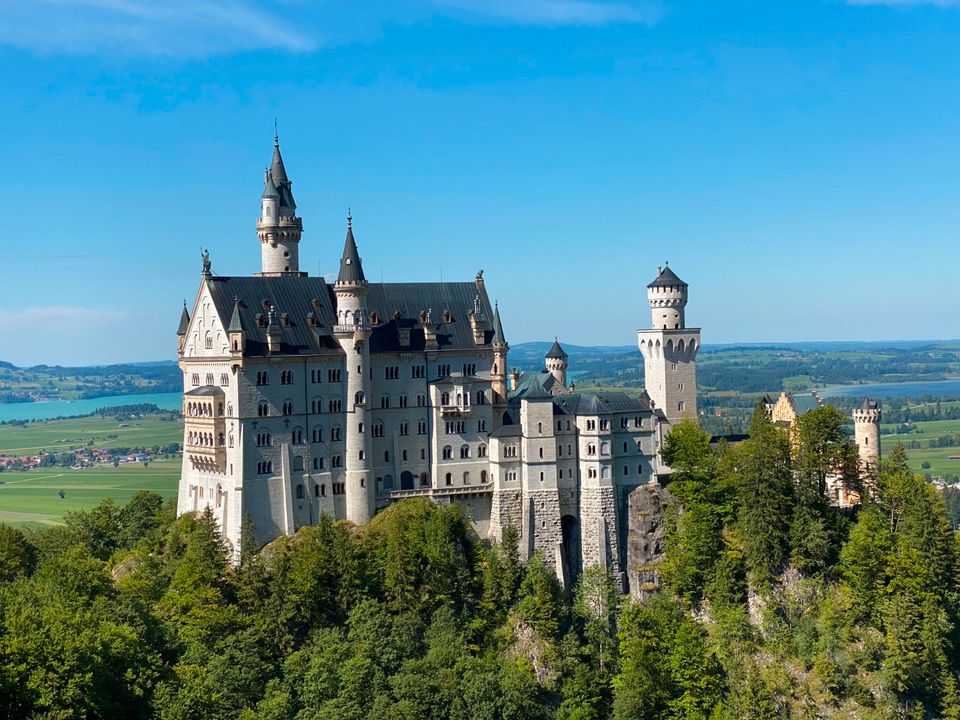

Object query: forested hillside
[0,407,957,719]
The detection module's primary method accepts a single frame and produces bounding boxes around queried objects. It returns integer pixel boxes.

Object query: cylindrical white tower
[545,339,568,391]
[256,134,305,277]
[334,214,374,524]
[853,398,881,470]
[647,264,687,330]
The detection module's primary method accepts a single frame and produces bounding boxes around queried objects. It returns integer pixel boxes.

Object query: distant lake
[820,380,960,399]
[0,392,182,423]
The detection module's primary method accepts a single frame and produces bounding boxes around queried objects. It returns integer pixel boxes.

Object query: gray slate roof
[552,391,652,415]
[648,265,687,289]
[204,275,496,357]
[860,397,879,411]
[545,339,567,359]
[177,304,190,335]
[338,222,366,283]
[492,303,506,346]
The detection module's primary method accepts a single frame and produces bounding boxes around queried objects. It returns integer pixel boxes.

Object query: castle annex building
[176,137,699,589]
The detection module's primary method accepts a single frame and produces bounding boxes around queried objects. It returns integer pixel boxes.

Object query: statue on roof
[201,248,211,275]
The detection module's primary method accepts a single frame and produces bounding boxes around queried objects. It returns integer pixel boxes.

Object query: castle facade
[176,137,698,589]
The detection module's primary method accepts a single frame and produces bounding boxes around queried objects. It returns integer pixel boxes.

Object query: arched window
[463,472,471,485]
[587,443,596,456]
[445,473,452,486]
[460,444,470,459]
[296,484,304,499]
[331,426,342,442]
[478,444,487,458]
[442,446,452,460]
[312,426,323,443]
[601,442,609,456]
[355,391,365,405]
[441,392,450,406]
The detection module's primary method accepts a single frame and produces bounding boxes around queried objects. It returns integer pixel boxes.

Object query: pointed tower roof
[177,302,190,336]
[270,130,288,185]
[228,298,245,332]
[647,264,687,288]
[337,212,366,284]
[492,302,507,346]
[545,338,567,359]
[261,168,280,199]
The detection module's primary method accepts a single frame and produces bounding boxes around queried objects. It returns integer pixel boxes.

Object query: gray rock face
[625,483,674,599]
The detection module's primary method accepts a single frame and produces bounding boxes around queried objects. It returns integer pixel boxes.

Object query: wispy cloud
[0,0,316,58]
[845,0,960,7]
[0,306,126,330]
[428,0,663,26]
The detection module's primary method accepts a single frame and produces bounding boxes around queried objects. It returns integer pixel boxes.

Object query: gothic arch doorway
[561,514,581,586]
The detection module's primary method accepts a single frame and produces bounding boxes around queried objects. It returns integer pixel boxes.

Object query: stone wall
[579,486,618,571]
[625,483,674,599]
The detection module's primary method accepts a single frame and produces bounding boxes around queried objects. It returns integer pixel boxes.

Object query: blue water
[0,392,182,423]
[819,380,960,399]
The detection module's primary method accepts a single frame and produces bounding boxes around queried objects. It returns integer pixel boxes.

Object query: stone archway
[561,514,581,587]
[400,470,415,490]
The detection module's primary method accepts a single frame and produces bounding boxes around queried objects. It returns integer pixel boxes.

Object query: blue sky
[1,0,958,365]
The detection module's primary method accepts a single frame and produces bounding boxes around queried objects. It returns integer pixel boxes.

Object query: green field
[0,414,183,456]
[0,459,180,527]
[881,417,960,477]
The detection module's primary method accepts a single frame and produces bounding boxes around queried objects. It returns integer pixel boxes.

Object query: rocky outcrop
[625,483,674,599]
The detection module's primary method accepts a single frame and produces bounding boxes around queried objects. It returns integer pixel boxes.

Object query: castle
[175,135,699,589]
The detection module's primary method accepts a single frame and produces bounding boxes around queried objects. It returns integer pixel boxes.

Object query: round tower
[852,397,881,469]
[490,302,510,428]
[256,132,305,277]
[545,338,568,391]
[647,263,687,330]
[333,212,374,525]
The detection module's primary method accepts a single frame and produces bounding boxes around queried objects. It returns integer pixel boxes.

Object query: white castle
[176,136,700,589]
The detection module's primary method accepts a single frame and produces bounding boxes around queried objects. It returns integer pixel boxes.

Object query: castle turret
[177,302,190,356]
[637,264,700,425]
[256,132,305,277]
[545,339,568,391]
[491,302,509,428]
[853,397,881,473]
[333,212,374,524]
[228,297,245,355]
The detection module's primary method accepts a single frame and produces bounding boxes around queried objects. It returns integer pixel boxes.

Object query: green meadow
[0,459,180,527]
[881,416,960,477]
[0,414,182,456]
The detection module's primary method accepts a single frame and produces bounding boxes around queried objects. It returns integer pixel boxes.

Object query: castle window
[587,443,596,456]
[191,373,200,387]
[671,363,677,371]
[587,420,596,431]
[678,401,685,412]
[445,473,452,486]
[418,422,427,435]
[328,369,341,382]
[600,419,609,431]
[381,395,391,409]
[359,451,365,461]
[588,468,597,479]
[566,420,571,431]
[220,373,229,387]
[206,373,214,386]
[539,448,543,459]
[438,364,450,378]
[313,458,318,470]
[332,455,342,468]
[623,442,628,452]
[478,444,487,458]
[442,446,452,460]
[417,394,426,407]
[412,365,425,379]
[481,470,487,483]
[399,422,409,436]
[385,366,399,380]
[258,403,269,417]
[441,392,451,406]
[228,432,234,448]
[402,449,408,461]
[399,394,408,408]
[539,472,544,482]
[678,383,684,391]
[328,400,342,413]
[292,429,303,444]
[460,444,470,459]
[331,426,342,442]
[256,371,269,386]
[463,472,471,485]
[477,419,487,432]
[372,423,384,438]
[384,450,390,462]
[463,363,476,375]
[421,448,426,460]
[296,485,304,499]
[355,391,365,405]
[624,466,628,476]
[601,442,609,455]
[282,401,293,416]
[538,422,542,433]
[312,426,323,443]
[205,333,213,349]
[314,483,320,496]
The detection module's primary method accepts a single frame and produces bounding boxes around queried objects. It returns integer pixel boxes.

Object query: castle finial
[274,118,279,146]
[347,207,352,229]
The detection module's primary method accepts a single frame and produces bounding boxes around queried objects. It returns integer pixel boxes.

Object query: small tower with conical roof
[637,264,700,425]
[256,131,305,276]
[491,302,509,428]
[333,211,374,524]
[177,302,190,356]
[853,397,881,474]
[545,339,568,391]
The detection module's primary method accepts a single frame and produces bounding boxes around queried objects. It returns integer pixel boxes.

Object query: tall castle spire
[256,130,304,277]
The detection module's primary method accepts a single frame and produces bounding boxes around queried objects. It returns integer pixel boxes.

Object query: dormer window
[281,313,292,327]
[443,310,453,324]
[255,313,265,328]
[306,312,318,327]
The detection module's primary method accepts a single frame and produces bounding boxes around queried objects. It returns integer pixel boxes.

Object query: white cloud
[428,0,663,26]
[0,0,316,58]
[0,306,125,330]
